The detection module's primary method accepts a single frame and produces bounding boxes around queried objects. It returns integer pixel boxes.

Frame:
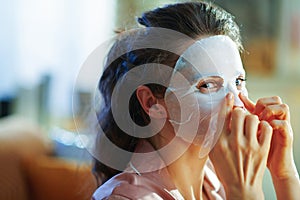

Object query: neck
[148,122,208,199]
[167,144,208,200]
[149,133,208,200]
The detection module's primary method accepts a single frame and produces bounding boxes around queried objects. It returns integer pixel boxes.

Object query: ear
[136,86,167,119]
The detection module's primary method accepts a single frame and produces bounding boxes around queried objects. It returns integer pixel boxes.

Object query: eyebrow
[184,66,246,82]
[237,68,246,76]
[192,74,223,82]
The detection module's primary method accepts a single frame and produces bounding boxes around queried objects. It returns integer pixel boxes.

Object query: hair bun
[137,16,150,27]
[114,28,126,34]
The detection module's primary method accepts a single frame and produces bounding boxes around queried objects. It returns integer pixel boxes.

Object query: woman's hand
[239,94,297,178]
[209,93,273,200]
[239,94,300,200]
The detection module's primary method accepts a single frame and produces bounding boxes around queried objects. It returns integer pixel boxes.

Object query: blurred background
[0,0,299,199]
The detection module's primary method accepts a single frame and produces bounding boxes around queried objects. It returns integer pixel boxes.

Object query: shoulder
[92,172,176,200]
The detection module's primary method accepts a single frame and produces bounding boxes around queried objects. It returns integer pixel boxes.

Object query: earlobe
[149,103,167,119]
[136,85,167,119]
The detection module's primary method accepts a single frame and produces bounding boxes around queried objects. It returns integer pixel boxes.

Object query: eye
[235,77,247,90]
[202,82,216,89]
[196,77,224,94]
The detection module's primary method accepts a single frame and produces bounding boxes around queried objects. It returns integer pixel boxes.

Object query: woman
[92,2,300,199]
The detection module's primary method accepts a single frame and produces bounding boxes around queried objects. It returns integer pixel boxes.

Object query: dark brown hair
[93,1,243,185]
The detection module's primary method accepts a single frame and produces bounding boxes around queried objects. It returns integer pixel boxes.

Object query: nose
[233,93,244,108]
[228,83,244,108]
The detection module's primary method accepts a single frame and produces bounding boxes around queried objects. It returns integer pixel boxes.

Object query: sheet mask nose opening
[227,82,244,107]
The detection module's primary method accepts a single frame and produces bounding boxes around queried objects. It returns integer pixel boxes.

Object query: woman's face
[164,35,247,156]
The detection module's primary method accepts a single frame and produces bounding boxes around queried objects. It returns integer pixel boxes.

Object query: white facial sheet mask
[164,35,248,157]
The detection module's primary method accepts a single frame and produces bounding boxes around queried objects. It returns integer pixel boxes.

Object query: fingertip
[221,93,233,115]
[238,92,248,103]
[259,120,273,146]
[239,92,248,99]
[226,92,234,107]
[223,93,234,128]
[260,120,272,133]
[269,119,279,128]
[226,92,233,101]
[238,92,244,98]
[260,120,268,126]
[239,93,256,113]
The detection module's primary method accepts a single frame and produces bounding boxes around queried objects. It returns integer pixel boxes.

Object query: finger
[210,93,234,156]
[258,120,273,150]
[239,93,256,114]
[269,120,293,144]
[217,92,234,138]
[244,114,260,144]
[260,104,290,122]
[230,107,246,141]
[253,96,282,116]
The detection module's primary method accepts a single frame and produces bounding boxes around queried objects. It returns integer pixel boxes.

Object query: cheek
[164,89,226,144]
[197,88,226,112]
[164,91,181,122]
[195,91,225,129]
[191,91,225,147]
[165,87,226,125]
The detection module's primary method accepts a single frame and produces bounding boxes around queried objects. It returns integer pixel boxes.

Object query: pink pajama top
[93,140,225,200]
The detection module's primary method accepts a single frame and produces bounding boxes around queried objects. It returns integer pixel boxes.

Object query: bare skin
[210,93,300,200]
[210,93,273,200]
[166,145,207,200]
[240,94,300,200]
[137,85,208,199]
[138,85,276,199]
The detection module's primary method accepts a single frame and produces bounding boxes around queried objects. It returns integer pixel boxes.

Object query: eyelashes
[235,77,247,90]
[196,77,224,94]
[195,76,247,94]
